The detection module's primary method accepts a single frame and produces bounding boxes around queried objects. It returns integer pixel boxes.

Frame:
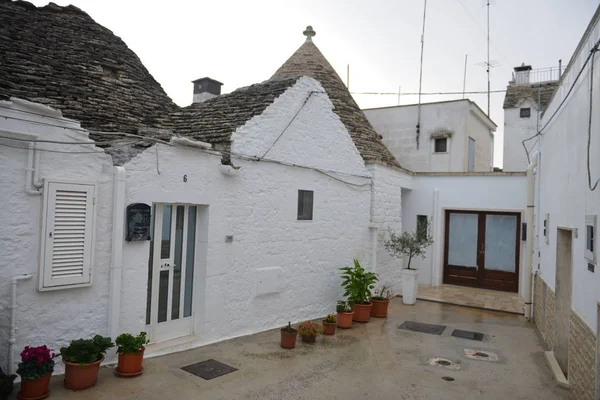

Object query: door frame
[147,203,196,343]
[443,209,521,292]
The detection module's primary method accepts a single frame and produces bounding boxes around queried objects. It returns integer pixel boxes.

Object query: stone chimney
[513,63,532,85]
[192,77,223,103]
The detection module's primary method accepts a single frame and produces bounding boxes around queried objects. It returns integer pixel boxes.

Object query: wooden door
[443,210,520,292]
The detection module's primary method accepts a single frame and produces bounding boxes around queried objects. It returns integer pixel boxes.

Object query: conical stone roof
[273,27,403,169]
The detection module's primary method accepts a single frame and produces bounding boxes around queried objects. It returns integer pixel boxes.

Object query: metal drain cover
[464,349,499,362]
[452,329,484,341]
[427,357,461,370]
[181,359,238,380]
[399,321,446,335]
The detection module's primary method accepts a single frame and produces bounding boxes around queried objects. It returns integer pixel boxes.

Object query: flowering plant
[16,346,56,380]
[323,314,337,323]
[115,332,149,355]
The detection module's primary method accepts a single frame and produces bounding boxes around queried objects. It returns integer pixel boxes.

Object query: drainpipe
[25,143,43,195]
[430,188,439,286]
[8,274,33,374]
[524,151,539,320]
[108,166,126,339]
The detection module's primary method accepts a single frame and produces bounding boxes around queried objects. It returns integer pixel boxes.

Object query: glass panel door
[484,215,517,272]
[148,204,196,342]
[444,212,480,287]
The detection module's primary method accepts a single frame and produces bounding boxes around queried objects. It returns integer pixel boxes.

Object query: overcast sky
[31,0,600,167]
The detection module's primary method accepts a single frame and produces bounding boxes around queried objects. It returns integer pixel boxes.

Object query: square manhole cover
[398,321,446,335]
[452,329,484,341]
[181,359,238,380]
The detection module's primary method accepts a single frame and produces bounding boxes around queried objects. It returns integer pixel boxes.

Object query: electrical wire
[352,89,506,96]
[0,139,146,154]
[260,91,318,159]
[587,46,599,191]
[522,38,600,163]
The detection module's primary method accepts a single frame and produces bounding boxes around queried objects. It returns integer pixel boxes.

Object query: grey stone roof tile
[503,82,559,110]
[272,38,403,169]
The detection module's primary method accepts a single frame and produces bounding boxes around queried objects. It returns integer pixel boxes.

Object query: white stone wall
[535,13,600,333]
[367,164,412,294]
[401,174,527,296]
[0,77,409,372]
[0,99,115,373]
[503,99,539,172]
[465,106,494,172]
[364,100,494,173]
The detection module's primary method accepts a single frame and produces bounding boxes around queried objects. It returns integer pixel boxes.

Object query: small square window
[417,215,428,239]
[520,108,531,118]
[434,138,447,153]
[585,215,596,263]
[297,190,313,220]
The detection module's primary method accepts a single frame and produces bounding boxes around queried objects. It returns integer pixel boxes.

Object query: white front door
[147,204,197,343]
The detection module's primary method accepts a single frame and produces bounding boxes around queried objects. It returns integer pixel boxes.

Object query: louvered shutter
[40,181,96,290]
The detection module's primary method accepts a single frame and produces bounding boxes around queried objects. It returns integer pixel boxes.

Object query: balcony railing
[511,67,561,85]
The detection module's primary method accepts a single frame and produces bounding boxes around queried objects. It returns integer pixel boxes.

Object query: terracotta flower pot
[280,329,298,349]
[116,350,144,376]
[352,303,372,322]
[371,299,391,318]
[301,335,316,343]
[18,373,51,400]
[63,357,103,391]
[322,321,337,335]
[337,312,354,329]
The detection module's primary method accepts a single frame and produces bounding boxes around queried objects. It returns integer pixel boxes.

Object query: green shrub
[339,259,378,305]
[115,332,149,355]
[59,335,114,365]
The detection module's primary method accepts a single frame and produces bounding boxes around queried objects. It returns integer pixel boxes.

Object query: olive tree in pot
[339,259,378,322]
[384,230,433,305]
[60,335,113,391]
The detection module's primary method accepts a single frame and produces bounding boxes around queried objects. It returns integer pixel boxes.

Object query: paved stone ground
[38,299,572,399]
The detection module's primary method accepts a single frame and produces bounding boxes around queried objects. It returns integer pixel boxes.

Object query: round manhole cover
[436,360,452,366]
[442,376,455,381]
[475,352,489,358]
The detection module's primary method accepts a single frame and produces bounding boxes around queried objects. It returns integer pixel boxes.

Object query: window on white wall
[297,190,314,220]
[39,180,96,290]
[434,138,447,153]
[544,213,550,244]
[417,215,428,239]
[520,108,531,118]
[585,215,596,264]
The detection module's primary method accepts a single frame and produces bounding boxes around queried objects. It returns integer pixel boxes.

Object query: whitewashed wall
[364,100,494,173]
[503,99,539,172]
[0,99,115,373]
[401,173,527,297]
[535,14,600,332]
[466,108,495,172]
[120,77,377,345]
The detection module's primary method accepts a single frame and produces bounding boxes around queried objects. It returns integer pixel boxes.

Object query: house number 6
[183,175,187,182]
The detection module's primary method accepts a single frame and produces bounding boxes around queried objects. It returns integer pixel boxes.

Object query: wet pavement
[37,299,572,399]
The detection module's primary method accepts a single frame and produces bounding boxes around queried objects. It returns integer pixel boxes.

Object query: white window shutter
[39,181,96,290]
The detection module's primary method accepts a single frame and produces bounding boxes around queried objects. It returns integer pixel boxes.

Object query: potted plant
[339,259,378,322]
[297,321,322,343]
[371,285,393,318]
[16,345,56,400]
[280,322,298,350]
[336,301,354,329]
[115,332,149,377]
[384,229,433,305]
[322,314,337,335]
[60,335,113,391]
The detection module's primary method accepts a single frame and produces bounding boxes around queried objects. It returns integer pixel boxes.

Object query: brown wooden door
[443,210,520,292]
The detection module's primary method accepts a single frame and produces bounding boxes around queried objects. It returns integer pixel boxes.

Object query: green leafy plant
[16,345,56,380]
[115,332,149,355]
[281,322,297,334]
[372,285,393,300]
[383,230,433,270]
[339,259,378,304]
[336,300,353,313]
[323,314,337,323]
[297,321,322,337]
[59,335,114,365]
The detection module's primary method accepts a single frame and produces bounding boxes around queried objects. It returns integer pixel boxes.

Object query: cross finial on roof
[303,25,316,41]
